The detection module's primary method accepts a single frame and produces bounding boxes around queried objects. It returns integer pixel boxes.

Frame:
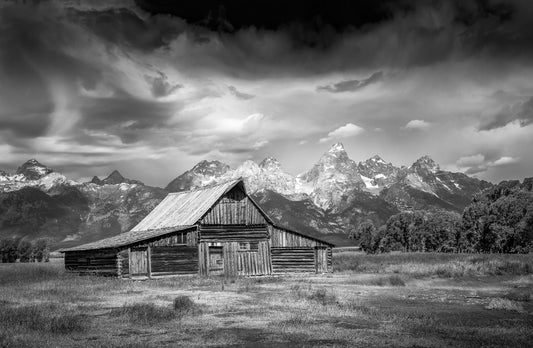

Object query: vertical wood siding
[130,247,148,275]
[198,240,271,276]
[315,248,328,273]
[223,242,239,277]
[327,247,333,272]
[118,249,129,277]
[198,242,209,276]
[269,226,316,247]
[201,186,267,225]
[64,250,119,276]
[236,240,271,276]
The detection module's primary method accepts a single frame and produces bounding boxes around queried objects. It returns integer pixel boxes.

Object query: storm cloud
[0,0,532,185]
[317,72,384,93]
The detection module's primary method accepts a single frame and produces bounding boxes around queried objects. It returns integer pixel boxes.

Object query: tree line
[351,178,533,254]
[0,238,50,263]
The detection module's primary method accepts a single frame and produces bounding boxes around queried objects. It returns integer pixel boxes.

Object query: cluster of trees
[351,178,533,254]
[0,238,50,263]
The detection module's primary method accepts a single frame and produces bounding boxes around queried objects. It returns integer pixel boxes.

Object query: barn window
[238,242,258,251]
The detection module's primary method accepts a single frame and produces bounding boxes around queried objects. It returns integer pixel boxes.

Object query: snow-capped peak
[191,160,230,176]
[370,155,386,164]
[259,157,282,171]
[328,142,346,154]
[411,155,440,173]
[16,159,53,180]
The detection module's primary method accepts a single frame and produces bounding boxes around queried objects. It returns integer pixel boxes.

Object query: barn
[61,179,334,278]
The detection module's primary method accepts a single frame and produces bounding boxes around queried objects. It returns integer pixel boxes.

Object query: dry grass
[112,303,179,324]
[486,298,525,312]
[0,302,87,334]
[1,255,532,347]
[334,252,533,277]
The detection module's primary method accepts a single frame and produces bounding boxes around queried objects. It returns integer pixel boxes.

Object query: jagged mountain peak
[259,157,282,171]
[370,154,386,162]
[191,160,230,175]
[90,176,103,185]
[411,155,440,173]
[316,143,351,165]
[16,159,53,180]
[359,155,391,166]
[24,159,42,166]
[98,170,143,186]
[328,142,346,154]
[105,170,124,181]
[165,160,230,192]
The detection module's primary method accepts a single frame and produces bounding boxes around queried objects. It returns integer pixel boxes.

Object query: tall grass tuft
[173,295,198,316]
[113,297,199,325]
[486,298,525,312]
[0,302,87,334]
[289,285,338,306]
[307,288,338,306]
[112,303,176,324]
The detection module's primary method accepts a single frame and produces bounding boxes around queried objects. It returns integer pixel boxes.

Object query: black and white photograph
[0,0,532,347]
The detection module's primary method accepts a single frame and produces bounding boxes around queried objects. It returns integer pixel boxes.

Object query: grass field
[1,253,532,347]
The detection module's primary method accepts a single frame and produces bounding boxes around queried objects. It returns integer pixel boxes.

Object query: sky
[0,0,533,186]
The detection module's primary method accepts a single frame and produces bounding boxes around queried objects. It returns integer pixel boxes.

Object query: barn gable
[131,179,244,231]
[200,183,268,226]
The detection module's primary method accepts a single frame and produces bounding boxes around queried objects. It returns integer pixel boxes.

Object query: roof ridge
[167,177,243,195]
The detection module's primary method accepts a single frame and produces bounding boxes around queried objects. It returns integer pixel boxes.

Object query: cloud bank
[0,0,532,185]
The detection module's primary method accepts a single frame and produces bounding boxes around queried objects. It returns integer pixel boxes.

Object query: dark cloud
[77,93,184,144]
[73,8,187,51]
[479,96,533,131]
[227,86,254,100]
[135,0,402,32]
[145,72,183,98]
[317,71,384,93]
[135,0,533,61]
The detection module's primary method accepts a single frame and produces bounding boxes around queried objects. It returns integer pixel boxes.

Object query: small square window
[238,242,249,251]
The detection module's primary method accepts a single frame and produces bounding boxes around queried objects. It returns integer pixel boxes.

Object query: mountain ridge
[0,145,493,248]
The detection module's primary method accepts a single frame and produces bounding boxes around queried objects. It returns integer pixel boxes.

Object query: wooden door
[208,246,224,275]
[130,247,148,275]
[315,247,328,274]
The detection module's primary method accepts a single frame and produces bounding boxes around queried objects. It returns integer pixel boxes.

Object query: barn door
[315,247,328,274]
[208,246,224,275]
[130,247,148,276]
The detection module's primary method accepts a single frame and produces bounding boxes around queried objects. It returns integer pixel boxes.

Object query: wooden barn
[61,179,334,278]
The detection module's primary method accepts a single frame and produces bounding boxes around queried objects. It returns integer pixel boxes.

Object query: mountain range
[0,143,492,248]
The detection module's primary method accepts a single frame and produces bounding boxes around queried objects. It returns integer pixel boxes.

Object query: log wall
[64,250,119,276]
[201,186,267,225]
[135,230,198,248]
[271,247,316,273]
[150,246,198,276]
[199,225,268,242]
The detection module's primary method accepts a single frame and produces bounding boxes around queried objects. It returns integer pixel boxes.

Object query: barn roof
[61,178,334,252]
[59,225,195,252]
[132,179,245,231]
